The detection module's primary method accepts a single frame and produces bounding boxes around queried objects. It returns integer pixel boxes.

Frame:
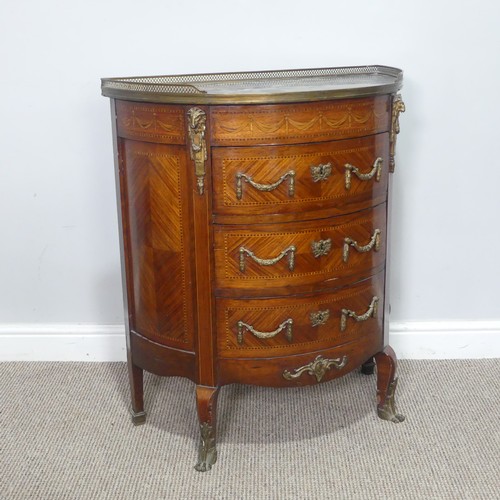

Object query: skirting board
[0,321,499,362]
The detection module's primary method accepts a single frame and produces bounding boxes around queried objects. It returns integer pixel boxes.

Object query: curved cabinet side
[131,331,196,382]
[115,101,197,356]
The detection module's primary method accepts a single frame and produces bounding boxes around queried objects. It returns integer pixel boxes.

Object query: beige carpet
[1,360,499,499]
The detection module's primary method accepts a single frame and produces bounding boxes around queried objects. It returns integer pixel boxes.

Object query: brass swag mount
[236,170,295,200]
[283,355,348,382]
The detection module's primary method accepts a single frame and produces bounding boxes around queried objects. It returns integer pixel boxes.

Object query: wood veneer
[216,271,384,357]
[214,203,387,292]
[210,96,391,146]
[218,334,382,387]
[211,133,389,218]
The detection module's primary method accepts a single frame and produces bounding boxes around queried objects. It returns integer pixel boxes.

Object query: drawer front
[214,204,386,291]
[218,333,382,387]
[216,272,384,358]
[116,100,186,145]
[210,95,391,146]
[212,133,389,217]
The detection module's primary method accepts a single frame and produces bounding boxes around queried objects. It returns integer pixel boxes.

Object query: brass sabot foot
[131,410,146,426]
[377,378,405,424]
[194,451,217,472]
[377,406,406,423]
[194,422,217,472]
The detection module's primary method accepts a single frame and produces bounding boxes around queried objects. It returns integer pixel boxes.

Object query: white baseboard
[0,321,499,361]
[390,320,500,359]
[0,324,127,362]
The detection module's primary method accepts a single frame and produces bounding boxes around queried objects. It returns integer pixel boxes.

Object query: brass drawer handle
[343,229,381,263]
[344,157,383,190]
[236,170,295,200]
[310,309,330,327]
[340,296,379,332]
[310,162,332,182]
[283,354,348,382]
[237,318,293,345]
[239,245,296,273]
[311,238,332,258]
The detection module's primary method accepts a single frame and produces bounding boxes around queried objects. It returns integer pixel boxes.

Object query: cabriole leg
[194,385,219,472]
[374,346,405,423]
[128,360,146,425]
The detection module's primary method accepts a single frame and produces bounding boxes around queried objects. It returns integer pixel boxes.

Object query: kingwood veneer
[101,66,406,471]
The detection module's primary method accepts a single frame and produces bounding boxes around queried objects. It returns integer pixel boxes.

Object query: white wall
[1,0,499,359]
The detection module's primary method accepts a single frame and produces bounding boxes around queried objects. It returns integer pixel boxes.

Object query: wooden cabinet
[102,66,406,472]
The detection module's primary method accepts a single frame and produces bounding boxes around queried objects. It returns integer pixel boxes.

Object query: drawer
[216,271,384,358]
[218,330,382,387]
[212,133,389,218]
[210,95,391,146]
[214,204,386,292]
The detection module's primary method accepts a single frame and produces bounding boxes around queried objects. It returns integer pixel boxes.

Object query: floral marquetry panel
[210,96,391,146]
[116,101,186,145]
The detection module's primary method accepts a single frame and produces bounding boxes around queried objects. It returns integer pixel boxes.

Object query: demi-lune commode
[101,65,406,472]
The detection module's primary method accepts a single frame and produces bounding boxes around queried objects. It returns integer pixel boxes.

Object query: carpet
[1,360,499,499]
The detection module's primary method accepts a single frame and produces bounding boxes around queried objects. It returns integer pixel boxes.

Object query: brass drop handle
[310,162,332,182]
[344,157,383,190]
[340,296,379,332]
[239,245,296,273]
[343,229,381,263]
[283,355,348,382]
[236,171,295,200]
[237,319,293,345]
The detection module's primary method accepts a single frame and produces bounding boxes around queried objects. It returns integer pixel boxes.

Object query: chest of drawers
[101,65,406,472]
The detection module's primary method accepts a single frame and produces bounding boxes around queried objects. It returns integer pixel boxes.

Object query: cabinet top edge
[101,65,403,105]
